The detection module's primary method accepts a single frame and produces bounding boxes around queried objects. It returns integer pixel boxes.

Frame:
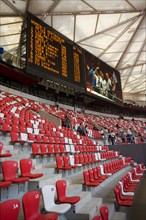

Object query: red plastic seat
[56,180,80,204]
[0,142,12,157]
[2,161,29,183]
[40,144,48,155]
[22,191,58,220]
[100,206,109,220]
[0,199,20,220]
[113,187,133,207]
[56,156,72,170]
[83,171,99,187]
[92,216,102,220]
[32,143,41,156]
[20,159,43,179]
[0,181,12,188]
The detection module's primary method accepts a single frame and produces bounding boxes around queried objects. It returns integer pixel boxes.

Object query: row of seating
[31,143,111,157]
[0,159,43,189]
[0,179,80,220]
[113,163,146,207]
[83,159,128,188]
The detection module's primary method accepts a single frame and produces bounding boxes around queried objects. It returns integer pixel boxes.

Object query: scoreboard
[25,13,85,91]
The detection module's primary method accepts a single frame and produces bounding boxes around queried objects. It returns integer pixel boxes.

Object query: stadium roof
[0,0,146,104]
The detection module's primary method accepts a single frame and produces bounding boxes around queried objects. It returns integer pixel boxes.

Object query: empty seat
[2,161,29,183]
[0,142,12,157]
[0,181,12,189]
[22,190,58,220]
[0,199,20,220]
[92,216,102,220]
[100,205,109,220]
[56,180,80,204]
[113,187,133,207]
[42,185,71,214]
[20,159,43,179]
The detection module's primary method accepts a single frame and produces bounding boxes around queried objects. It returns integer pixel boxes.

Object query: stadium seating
[20,159,43,179]
[100,206,109,220]
[0,142,12,157]
[22,191,58,220]
[56,180,80,204]
[2,161,29,184]
[0,199,20,220]
[42,185,71,214]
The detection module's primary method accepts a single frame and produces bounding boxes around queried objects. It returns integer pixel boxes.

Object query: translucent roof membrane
[0,0,145,101]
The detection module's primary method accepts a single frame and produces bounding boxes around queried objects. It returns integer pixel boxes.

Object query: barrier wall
[109,144,146,165]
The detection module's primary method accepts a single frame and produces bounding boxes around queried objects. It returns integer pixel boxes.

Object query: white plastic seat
[42,185,71,214]
[134,168,143,176]
[69,155,82,167]
[119,181,134,196]
[128,172,139,182]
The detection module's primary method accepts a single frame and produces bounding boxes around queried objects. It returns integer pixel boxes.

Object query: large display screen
[85,51,123,102]
[26,13,85,91]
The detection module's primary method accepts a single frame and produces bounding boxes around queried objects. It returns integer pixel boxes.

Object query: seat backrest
[20,159,32,176]
[22,191,40,220]
[42,185,56,211]
[56,156,63,168]
[100,206,109,220]
[92,216,102,220]
[83,171,89,184]
[2,161,18,181]
[0,142,3,154]
[32,143,40,155]
[40,144,47,154]
[56,180,66,201]
[63,156,70,167]
[0,199,20,220]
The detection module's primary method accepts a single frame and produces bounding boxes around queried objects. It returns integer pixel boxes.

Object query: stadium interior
[0,1,146,220]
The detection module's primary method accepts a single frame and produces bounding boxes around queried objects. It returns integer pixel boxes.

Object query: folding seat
[83,171,99,187]
[28,133,36,142]
[63,155,75,169]
[100,165,111,176]
[116,184,134,201]
[0,199,20,220]
[40,144,48,155]
[20,159,43,179]
[35,135,43,143]
[56,180,80,204]
[0,122,11,132]
[113,187,133,207]
[92,216,102,220]
[54,144,60,154]
[22,190,58,220]
[19,126,26,133]
[32,143,41,156]
[11,124,19,132]
[88,169,101,184]
[59,144,66,154]
[96,166,108,180]
[56,156,72,171]
[42,185,71,214]
[47,144,55,155]
[100,206,109,220]
[0,181,12,189]
[43,135,49,143]
[69,155,79,168]
[2,161,29,183]
[128,172,140,183]
[10,132,25,143]
[78,154,86,166]
[119,181,134,196]
[49,136,55,143]
[92,168,103,182]
[0,142,12,157]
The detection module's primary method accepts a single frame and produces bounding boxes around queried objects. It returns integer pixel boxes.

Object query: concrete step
[33,167,55,175]
[76,197,103,220]
[112,212,127,220]
[66,183,83,197]
[28,173,62,191]
[75,191,92,212]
